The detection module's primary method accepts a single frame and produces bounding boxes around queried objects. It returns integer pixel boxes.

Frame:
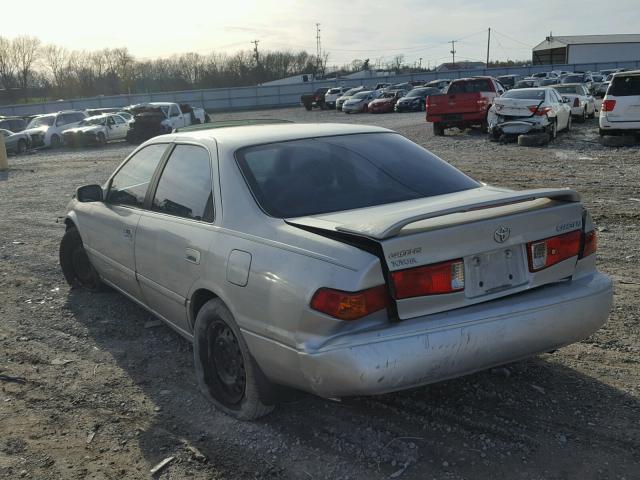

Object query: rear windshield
[236,133,480,218]
[447,79,493,94]
[609,75,640,96]
[502,89,546,100]
[562,75,583,83]
[553,85,580,94]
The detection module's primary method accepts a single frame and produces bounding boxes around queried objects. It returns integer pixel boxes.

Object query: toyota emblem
[494,225,511,243]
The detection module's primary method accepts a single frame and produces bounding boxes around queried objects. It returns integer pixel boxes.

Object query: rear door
[134,143,216,333]
[605,74,640,122]
[82,143,169,299]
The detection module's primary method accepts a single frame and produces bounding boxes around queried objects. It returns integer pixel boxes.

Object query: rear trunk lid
[493,98,541,118]
[287,186,584,320]
[427,92,485,117]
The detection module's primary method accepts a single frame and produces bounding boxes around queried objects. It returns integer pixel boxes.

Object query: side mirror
[76,184,103,202]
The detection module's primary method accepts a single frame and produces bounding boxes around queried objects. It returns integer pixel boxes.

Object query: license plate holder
[464,246,527,298]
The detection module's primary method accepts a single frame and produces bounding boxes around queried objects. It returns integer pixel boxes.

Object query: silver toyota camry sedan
[60,123,612,419]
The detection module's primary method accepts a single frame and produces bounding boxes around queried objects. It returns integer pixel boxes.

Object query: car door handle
[123,227,133,240]
[185,248,200,265]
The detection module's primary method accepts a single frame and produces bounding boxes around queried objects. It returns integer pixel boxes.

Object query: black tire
[304,104,312,111]
[576,108,587,123]
[433,122,445,136]
[59,227,104,291]
[566,114,572,132]
[97,132,106,146]
[50,134,61,149]
[601,135,638,147]
[16,139,27,154]
[205,114,211,123]
[518,132,550,147]
[193,299,275,420]
[548,118,558,139]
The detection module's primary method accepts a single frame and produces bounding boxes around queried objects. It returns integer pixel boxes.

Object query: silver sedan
[60,123,612,419]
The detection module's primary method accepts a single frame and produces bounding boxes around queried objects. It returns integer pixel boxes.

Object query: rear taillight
[601,99,616,112]
[573,98,580,108]
[528,106,552,116]
[527,230,581,272]
[581,230,597,258]
[310,285,389,320]
[391,259,465,299]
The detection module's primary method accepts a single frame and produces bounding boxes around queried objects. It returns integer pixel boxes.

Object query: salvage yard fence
[1,60,639,117]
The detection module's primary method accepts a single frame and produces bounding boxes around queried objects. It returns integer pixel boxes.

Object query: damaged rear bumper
[245,272,611,398]
[489,120,548,135]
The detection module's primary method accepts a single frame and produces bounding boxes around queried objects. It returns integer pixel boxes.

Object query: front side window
[151,145,213,222]
[236,133,480,218]
[107,144,167,207]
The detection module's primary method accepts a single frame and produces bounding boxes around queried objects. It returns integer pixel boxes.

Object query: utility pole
[419,57,423,69]
[316,23,322,76]
[450,40,456,67]
[251,40,260,84]
[486,28,491,68]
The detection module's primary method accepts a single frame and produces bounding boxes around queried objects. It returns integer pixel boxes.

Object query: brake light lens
[391,259,465,299]
[581,230,597,258]
[528,105,552,116]
[573,98,580,108]
[601,99,616,112]
[310,285,389,320]
[527,230,581,272]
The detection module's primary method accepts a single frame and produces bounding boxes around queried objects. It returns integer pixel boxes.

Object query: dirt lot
[1,107,639,480]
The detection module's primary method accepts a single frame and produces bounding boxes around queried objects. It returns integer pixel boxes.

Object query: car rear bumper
[489,118,549,135]
[427,111,486,124]
[246,272,612,398]
[600,114,640,131]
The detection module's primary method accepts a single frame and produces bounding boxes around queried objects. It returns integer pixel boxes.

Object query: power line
[491,29,533,48]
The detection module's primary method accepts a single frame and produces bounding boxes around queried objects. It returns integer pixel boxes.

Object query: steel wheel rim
[207,322,246,405]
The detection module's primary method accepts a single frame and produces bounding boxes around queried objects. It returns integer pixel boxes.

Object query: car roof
[554,83,582,87]
[613,69,640,77]
[157,123,392,151]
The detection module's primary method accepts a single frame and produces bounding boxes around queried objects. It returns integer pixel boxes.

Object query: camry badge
[494,225,511,243]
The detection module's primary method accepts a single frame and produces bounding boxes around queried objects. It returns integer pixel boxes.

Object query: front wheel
[97,132,106,146]
[193,299,275,420]
[50,134,61,149]
[16,139,27,154]
[59,227,104,291]
[433,122,445,136]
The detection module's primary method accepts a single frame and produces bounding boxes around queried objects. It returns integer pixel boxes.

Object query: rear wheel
[548,118,558,139]
[97,132,106,146]
[577,108,587,123]
[304,103,312,111]
[193,299,275,420]
[59,227,104,291]
[566,114,572,131]
[433,122,445,136]
[16,139,27,154]
[50,134,61,149]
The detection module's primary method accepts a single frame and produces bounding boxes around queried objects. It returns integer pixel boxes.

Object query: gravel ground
[1,107,639,480]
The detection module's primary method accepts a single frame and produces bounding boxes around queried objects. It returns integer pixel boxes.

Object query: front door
[134,143,216,333]
[83,143,168,300]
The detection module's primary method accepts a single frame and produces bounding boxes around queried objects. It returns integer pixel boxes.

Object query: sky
[4,0,640,68]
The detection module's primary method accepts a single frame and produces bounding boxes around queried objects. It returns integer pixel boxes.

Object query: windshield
[553,85,579,94]
[407,89,428,97]
[344,88,361,96]
[28,116,55,128]
[352,91,371,99]
[592,75,604,82]
[502,89,546,100]
[380,92,396,99]
[447,79,492,94]
[514,81,533,88]
[563,75,583,83]
[79,116,107,126]
[236,133,480,218]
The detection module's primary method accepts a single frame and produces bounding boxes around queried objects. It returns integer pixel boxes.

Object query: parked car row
[301,80,451,113]
[0,102,209,152]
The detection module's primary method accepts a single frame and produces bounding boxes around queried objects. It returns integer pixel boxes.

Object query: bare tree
[390,54,404,73]
[42,44,69,89]
[11,35,41,99]
[0,36,17,94]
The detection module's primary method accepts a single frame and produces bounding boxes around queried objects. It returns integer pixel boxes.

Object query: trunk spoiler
[286,187,580,240]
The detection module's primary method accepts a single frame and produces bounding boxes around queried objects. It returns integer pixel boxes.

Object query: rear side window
[108,144,167,207]
[447,79,493,94]
[609,76,640,96]
[236,133,480,218]
[151,145,214,222]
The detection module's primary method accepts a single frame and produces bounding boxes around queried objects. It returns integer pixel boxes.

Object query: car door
[167,104,184,129]
[82,143,169,300]
[112,115,128,139]
[134,143,216,334]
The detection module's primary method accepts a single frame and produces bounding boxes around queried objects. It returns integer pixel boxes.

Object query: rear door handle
[123,227,133,240]
[185,248,201,265]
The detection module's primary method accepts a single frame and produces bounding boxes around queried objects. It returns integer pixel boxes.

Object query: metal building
[532,34,640,65]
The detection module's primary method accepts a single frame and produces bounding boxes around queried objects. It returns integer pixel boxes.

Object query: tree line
[0,35,327,104]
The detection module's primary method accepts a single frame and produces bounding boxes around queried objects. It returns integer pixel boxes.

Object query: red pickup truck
[426,77,505,135]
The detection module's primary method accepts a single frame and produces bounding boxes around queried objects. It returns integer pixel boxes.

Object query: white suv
[324,87,349,109]
[599,70,640,136]
[23,110,87,148]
